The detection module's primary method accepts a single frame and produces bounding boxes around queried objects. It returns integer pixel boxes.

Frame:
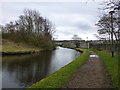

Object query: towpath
[62,51,113,88]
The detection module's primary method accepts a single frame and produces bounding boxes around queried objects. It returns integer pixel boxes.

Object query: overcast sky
[0,1,107,40]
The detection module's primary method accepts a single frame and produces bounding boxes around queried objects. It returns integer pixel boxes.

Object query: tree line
[2,9,56,50]
[93,0,120,51]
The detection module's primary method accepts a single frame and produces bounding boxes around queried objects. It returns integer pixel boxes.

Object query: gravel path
[62,51,113,88]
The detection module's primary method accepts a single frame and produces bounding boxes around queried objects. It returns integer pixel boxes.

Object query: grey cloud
[0,2,102,40]
[75,22,92,30]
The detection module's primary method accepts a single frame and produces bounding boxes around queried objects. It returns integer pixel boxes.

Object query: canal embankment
[28,48,118,88]
[1,39,52,55]
[2,46,81,88]
[28,48,89,88]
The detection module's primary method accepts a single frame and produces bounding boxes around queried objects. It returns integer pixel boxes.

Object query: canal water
[2,47,81,88]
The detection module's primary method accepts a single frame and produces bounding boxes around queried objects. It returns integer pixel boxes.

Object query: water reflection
[2,47,80,88]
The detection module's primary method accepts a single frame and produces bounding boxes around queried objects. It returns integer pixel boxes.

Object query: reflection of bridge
[55,40,88,48]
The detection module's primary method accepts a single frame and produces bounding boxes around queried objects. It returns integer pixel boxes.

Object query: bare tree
[96,0,119,44]
[2,9,56,49]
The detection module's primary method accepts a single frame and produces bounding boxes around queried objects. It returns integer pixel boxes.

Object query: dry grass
[1,39,42,52]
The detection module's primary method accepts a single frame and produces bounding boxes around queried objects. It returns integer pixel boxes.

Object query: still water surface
[2,47,81,88]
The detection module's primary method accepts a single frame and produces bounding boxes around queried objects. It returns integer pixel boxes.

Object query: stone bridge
[55,40,89,48]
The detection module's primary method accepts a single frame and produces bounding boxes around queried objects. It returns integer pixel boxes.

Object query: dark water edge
[2,46,81,88]
[1,51,37,56]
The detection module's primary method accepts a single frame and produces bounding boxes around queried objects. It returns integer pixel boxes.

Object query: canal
[2,47,81,88]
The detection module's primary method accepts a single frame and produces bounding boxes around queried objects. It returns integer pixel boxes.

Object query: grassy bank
[93,50,119,88]
[28,49,89,88]
[1,39,41,53]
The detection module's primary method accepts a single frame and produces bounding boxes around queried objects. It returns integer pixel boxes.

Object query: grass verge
[28,49,89,88]
[93,49,119,88]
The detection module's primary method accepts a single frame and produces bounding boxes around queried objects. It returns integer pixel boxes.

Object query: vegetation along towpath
[62,51,113,88]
